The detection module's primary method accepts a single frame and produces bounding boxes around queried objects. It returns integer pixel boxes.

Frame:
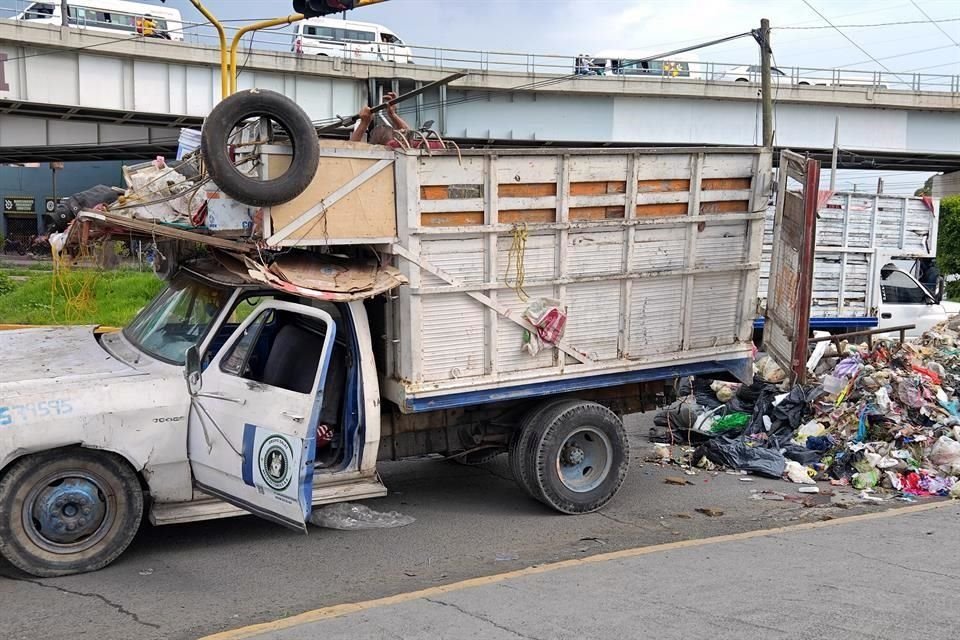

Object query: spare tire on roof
[201,88,319,207]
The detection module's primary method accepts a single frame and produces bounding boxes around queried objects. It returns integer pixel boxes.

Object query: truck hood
[0,326,142,389]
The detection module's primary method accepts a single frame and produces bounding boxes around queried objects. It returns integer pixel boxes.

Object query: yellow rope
[505,223,529,302]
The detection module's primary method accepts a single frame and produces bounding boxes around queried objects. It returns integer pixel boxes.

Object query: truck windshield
[124,273,231,365]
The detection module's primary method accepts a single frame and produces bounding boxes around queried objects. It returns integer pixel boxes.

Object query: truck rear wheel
[521,401,629,514]
[509,399,581,498]
[0,449,144,577]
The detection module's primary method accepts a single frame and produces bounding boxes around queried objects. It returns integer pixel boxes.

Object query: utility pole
[830,116,839,191]
[760,18,773,149]
[61,0,69,27]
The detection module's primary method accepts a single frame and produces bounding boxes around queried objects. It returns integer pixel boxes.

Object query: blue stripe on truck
[753,317,879,330]
[403,358,753,413]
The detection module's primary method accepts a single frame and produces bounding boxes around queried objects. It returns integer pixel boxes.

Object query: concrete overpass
[1,21,959,170]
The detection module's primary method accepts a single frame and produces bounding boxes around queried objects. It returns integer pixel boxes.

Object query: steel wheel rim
[22,470,114,554]
[555,426,613,493]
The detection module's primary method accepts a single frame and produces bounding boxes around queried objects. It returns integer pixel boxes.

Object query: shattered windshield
[124,273,231,365]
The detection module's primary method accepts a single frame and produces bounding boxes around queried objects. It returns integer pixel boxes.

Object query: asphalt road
[0,414,934,640]
[252,502,960,640]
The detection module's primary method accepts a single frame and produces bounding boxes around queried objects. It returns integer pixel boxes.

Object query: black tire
[509,398,581,499]
[0,449,144,577]
[522,401,628,514]
[201,88,319,207]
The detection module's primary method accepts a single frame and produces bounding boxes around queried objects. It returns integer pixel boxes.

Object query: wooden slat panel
[498,183,557,197]
[420,184,484,200]
[700,200,750,214]
[570,181,626,196]
[500,209,557,223]
[421,212,484,227]
[637,179,690,193]
[702,177,752,190]
[636,203,687,217]
[570,206,625,220]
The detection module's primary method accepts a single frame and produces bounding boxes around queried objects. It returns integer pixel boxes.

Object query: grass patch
[0,269,164,326]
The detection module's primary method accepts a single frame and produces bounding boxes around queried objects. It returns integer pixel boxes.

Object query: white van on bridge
[12,0,184,41]
[292,16,412,64]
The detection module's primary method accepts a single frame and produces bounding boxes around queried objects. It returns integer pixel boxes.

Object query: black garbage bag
[781,443,822,466]
[744,385,814,446]
[693,437,787,478]
[51,184,119,232]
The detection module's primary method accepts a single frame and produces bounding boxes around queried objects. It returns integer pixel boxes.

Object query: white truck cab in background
[292,17,413,63]
[877,258,959,336]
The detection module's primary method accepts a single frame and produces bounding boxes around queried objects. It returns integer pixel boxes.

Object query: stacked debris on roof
[653,318,960,500]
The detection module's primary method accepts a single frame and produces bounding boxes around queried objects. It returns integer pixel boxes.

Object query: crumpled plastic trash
[711,380,740,403]
[755,356,786,383]
[784,460,816,484]
[951,482,960,500]
[308,503,415,530]
[852,469,880,489]
[929,436,960,475]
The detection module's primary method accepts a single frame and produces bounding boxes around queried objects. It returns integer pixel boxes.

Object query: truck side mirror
[185,346,202,396]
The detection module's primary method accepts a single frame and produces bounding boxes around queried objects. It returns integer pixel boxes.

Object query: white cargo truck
[758,192,958,337]
[0,90,775,577]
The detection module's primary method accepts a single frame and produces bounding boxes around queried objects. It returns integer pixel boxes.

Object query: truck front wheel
[0,449,144,577]
[521,401,629,514]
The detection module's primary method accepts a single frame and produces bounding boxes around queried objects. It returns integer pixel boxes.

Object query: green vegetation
[937,196,960,300]
[0,268,164,326]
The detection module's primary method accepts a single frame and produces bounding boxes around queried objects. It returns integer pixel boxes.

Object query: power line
[777,16,960,29]
[800,0,908,84]
[910,0,960,47]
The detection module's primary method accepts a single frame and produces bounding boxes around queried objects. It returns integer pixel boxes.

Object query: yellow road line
[200,500,952,640]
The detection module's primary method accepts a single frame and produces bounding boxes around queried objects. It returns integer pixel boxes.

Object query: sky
[1,0,958,193]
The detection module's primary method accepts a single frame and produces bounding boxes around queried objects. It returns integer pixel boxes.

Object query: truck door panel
[187,300,337,531]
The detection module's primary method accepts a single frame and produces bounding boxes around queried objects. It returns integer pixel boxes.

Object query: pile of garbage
[653,319,960,500]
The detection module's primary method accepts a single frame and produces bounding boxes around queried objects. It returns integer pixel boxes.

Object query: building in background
[0,161,123,241]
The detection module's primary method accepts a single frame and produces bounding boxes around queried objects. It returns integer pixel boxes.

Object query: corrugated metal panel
[628,276,683,356]
[694,222,747,268]
[420,238,485,288]
[568,230,623,277]
[565,281,621,361]
[496,233,556,283]
[631,227,685,272]
[497,285,558,372]
[688,272,742,349]
[420,294,486,381]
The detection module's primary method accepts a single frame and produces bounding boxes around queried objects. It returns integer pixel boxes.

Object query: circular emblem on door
[258,435,294,491]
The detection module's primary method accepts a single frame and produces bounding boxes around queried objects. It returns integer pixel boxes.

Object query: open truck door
[186,300,337,531]
[764,151,820,384]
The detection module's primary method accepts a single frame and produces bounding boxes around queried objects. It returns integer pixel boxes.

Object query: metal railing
[1,3,958,94]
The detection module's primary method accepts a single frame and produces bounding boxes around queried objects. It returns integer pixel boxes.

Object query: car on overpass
[12,0,184,41]
[292,16,413,63]
[719,64,887,89]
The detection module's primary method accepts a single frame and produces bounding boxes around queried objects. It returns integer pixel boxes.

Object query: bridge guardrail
[1,3,957,95]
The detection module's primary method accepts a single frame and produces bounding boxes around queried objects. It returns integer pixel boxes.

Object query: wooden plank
[702,177,752,190]
[680,153,704,350]
[700,200,750,214]
[570,181,626,196]
[485,155,499,378]
[636,178,690,193]
[570,206,624,221]
[500,209,557,223]
[421,212,484,227]
[420,184,484,200]
[420,198,486,213]
[620,153,639,358]
[267,157,395,246]
[557,154,570,373]
[636,203,687,217]
[76,210,249,251]
[498,183,557,197]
